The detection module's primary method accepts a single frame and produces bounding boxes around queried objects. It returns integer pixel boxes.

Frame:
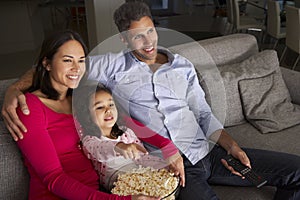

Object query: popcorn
[111,166,179,200]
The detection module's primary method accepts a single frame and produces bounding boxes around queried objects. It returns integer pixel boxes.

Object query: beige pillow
[239,69,300,133]
[199,50,279,127]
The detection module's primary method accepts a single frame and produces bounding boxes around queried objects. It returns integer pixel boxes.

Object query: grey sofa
[1,33,299,199]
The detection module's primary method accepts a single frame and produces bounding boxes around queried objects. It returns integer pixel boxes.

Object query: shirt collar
[125,46,175,65]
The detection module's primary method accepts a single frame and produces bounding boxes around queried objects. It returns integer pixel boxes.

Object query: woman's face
[46,40,86,93]
[91,90,118,137]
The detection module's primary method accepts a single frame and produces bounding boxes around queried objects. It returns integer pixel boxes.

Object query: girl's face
[45,40,86,93]
[91,90,118,137]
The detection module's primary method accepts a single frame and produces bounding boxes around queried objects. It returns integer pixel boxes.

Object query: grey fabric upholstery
[0,78,29,200]
[0,34,299,200]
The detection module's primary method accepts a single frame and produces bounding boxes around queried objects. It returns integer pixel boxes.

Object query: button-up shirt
[86,48,223,165]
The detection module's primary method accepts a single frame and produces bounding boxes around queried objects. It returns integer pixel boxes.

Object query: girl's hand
[131,195,160,200]
[115,142,148,160]
[166,152,185,187]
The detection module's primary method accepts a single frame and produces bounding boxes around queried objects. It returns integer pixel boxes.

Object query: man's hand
[221,144,251,177]
[166,152,185,187]
[210,129,251,178]
[1,86,29,141]
[115,142,148,160]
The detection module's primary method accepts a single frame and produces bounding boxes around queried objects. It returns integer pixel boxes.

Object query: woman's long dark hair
[73,81,124,139]
[29,30,88,100]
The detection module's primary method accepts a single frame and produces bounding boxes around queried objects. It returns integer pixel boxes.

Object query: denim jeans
[177,146,300,200]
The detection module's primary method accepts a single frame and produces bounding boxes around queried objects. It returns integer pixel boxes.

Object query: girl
[73,82,185,190]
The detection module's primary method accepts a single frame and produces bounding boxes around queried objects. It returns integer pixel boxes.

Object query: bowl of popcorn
[110,164,180,200]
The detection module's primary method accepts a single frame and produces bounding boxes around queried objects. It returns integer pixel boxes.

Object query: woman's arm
[17,94,130,200]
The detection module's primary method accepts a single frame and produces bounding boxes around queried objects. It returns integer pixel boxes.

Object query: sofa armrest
[281,67,300,105]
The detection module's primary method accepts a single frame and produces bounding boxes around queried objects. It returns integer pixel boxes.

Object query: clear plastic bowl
[109,162,180,199]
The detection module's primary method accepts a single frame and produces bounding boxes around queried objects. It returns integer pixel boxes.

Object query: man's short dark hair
[113,1,153,33]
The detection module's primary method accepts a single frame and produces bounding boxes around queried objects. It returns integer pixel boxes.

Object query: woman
[16,30,159,200]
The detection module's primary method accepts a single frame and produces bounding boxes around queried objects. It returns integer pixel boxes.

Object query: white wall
[0,1,43,55]
[85,0,124,51]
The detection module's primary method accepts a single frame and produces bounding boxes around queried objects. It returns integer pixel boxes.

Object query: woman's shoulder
[24,92,43,106]
[17,93,46,120]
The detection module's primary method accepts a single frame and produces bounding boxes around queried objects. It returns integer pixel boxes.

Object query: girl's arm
[83,133,148,161]
[17,94,129,200]
[122,116,185,186]
[82,135,120,162]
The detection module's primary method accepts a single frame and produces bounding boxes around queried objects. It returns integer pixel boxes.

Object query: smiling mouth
[104,116,114,121]
[67,75,80,80]
[144,46,154,53]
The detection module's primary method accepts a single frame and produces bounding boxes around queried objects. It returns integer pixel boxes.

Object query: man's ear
[42,57,50,71]
[119,34,128,45]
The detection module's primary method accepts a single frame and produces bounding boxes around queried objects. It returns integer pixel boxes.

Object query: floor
[0,2,298,80]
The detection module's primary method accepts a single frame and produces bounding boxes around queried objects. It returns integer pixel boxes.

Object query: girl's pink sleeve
[82,136,120,162]
[16,94,130,200]
[122,116,179,159]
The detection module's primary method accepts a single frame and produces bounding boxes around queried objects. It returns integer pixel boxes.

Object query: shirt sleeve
[186,61,224,139]
[122,115,179,159]
[82,135,120,162]
[16,94,130,200]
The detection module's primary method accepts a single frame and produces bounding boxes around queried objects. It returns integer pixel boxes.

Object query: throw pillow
[199,50,279,127]
[239,69,300,133]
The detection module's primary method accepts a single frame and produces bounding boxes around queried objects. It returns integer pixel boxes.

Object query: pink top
[82,127,167,189]
[17,93,130,200]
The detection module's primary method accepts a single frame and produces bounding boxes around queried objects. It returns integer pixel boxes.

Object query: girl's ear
[42,57,50,71]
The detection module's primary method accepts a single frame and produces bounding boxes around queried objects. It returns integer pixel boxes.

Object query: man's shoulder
[88,51,127,64]
[158,46,193,66]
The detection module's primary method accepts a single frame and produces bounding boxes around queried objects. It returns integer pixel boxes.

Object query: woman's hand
[1,86,29,141]
[115,142,148,160]
[221,144,251,178]
[166,152,185,187]
[131,195,160,200]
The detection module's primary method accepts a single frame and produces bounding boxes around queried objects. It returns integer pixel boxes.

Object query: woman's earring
[42,58,50,71]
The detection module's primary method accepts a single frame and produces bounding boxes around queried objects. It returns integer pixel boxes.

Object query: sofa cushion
[0,78,18,121]
[225,122,300,156]
[212,185,275,200]
[0,134,29,200]
[239,70,300,134]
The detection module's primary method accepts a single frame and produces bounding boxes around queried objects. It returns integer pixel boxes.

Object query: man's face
[124,16,158,65]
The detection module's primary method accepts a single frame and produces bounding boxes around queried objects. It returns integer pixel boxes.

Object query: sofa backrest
[170,33,259,66]
[0,78,29,200]
[169,34,259,126]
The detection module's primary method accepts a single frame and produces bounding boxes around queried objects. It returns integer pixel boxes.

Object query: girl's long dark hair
[73,81,124,139]
[29,30,88,100]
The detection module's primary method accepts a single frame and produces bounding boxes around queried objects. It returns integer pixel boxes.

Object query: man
[2,2,300,199]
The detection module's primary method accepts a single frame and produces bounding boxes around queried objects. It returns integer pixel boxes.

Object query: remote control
[224,155,267,188]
